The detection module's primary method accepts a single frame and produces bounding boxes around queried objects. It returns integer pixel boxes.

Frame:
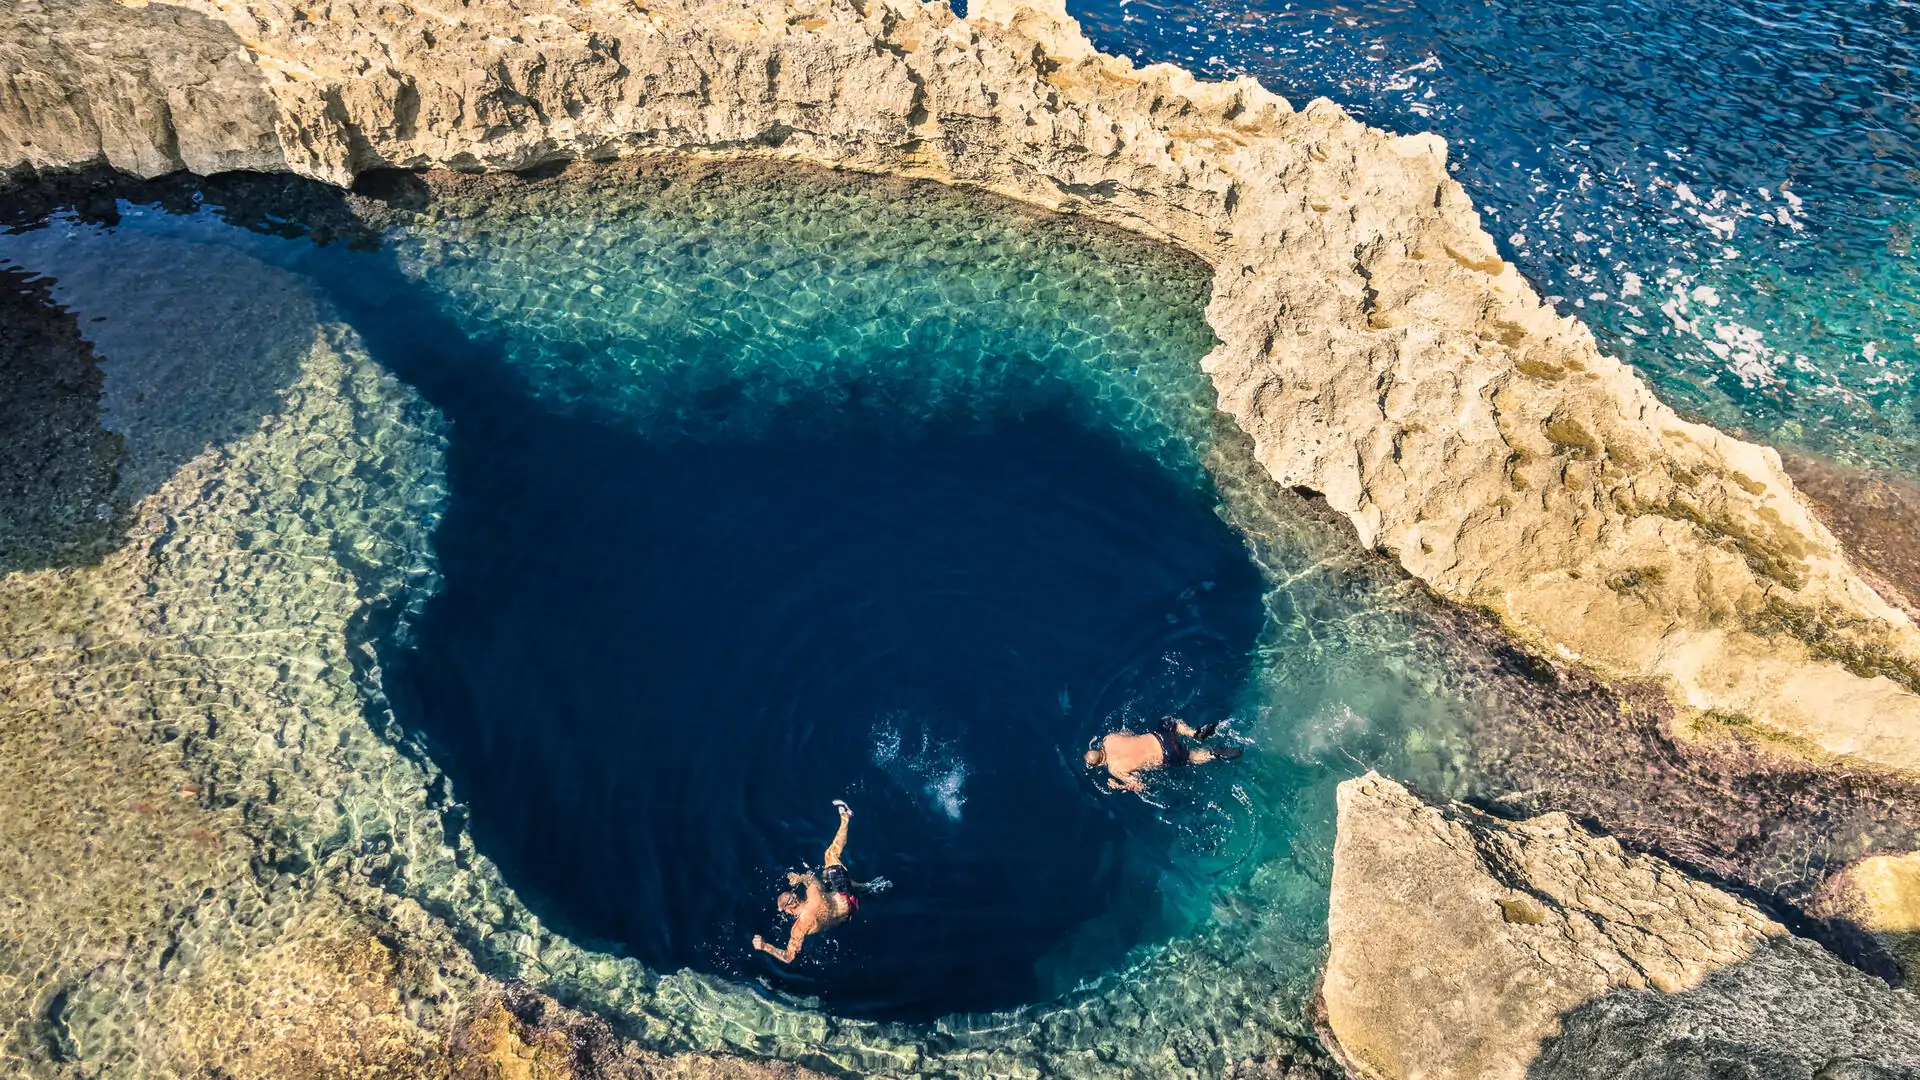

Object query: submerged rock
[3,0,1917,771]
[1322,773,1920,1080]
[1813,851,1920,987]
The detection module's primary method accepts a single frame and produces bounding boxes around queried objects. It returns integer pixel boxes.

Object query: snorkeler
[1084,717,1241,792]
[752,799,875,964]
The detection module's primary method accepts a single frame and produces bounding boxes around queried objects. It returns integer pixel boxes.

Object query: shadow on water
[0,167,374,574]
[0,170,388,553]
[0,266,123,574]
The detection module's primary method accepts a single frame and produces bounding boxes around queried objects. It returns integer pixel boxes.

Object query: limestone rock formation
[3,0,1916,770]
[1322,773,1920,1080]
[0,0,282,178]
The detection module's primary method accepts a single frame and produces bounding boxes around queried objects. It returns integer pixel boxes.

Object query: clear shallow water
[1072,0,1920,478]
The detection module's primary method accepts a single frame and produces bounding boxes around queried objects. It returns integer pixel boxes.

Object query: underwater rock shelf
[3,1,1920,1079]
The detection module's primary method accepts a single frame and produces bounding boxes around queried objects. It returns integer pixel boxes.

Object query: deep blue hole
[395,393,1265,1020]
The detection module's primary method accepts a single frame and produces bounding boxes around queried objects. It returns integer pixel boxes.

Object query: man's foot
[1214,744,1243,761]
[1195,720,1220,740]
[833,798,853,818]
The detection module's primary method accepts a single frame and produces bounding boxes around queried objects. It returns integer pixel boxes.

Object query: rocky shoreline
[1324,775,1920,1080]
[5,1,1920,1078]
[7,0,1920,771]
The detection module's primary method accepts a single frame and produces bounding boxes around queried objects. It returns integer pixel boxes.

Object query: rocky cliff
[1323,774,1920,1080]
[5,0,1917,771]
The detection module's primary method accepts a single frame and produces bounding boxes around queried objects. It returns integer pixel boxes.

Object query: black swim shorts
[1153,717,1190,766]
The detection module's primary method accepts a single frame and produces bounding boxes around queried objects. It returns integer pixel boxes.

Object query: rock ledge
[1324,773,1920,1080]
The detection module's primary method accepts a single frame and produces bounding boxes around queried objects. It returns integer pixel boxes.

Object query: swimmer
[1084,717,1241,793]
[752,799,864,964]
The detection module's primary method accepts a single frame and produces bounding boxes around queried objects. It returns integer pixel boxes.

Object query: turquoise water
[0,163,1491,1071]
[1073,0,1920,479]
[10,160,1904,1074]
[355,164,1477,1033]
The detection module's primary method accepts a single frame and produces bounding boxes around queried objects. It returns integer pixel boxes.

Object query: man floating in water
[1085,717,1241,792]
[753,799,876,964]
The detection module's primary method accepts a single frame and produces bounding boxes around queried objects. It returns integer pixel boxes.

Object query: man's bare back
[1084,717,1239,791]
[752,800,860,964]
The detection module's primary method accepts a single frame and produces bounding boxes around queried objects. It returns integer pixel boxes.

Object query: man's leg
[1171,717,1225,741]
[824,800,853,866]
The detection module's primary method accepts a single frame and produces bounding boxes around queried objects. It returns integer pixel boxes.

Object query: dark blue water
[210,168,1270,1022]
[396,396,1264,1020]
[0,173,1377,1049]
[0,171,1294,1029]
[1073,0,1920,475]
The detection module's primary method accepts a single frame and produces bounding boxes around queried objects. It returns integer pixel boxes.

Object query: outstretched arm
[1107,772,1146,793]
[752,924,809,964]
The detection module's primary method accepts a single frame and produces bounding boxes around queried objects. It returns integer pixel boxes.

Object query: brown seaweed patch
[1747,598,1920,697]
[1543,414,1600,459]
[1497,896,1549,926]
[1443,243,1504,275]
[1512,357,1566,382]
[1627,488,1810,593]
[1491,320,1529,348]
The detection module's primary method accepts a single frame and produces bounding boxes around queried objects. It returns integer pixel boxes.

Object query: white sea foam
[872,713,969,822]
[924,763,969,822]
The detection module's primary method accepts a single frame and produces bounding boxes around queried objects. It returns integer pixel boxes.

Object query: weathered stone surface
[0,0,283,178]
[3,0,1916,770]
[1323,773,1920,1080]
